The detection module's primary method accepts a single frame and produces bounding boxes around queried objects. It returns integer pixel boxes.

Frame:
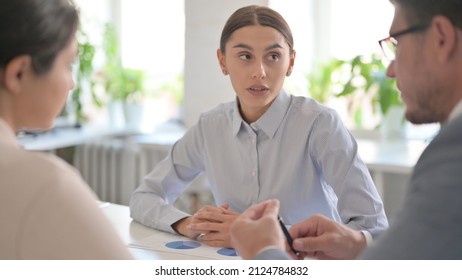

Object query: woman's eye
[268,53,279,61]
[239,54,251,60]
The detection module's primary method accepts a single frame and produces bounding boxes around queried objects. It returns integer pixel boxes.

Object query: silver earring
[222,70,228,75]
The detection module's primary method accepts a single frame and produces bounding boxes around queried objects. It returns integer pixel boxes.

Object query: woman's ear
[286,50,296,76]
[3,55,31,94]
[217,48,228,75]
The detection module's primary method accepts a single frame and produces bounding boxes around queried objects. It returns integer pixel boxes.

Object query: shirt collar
[232,90,291,139]
[448,98,462,122]
[232,98,244,136]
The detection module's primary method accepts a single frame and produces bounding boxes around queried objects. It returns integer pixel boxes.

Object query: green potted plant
[60,27,102,126]
[99,23,145,127]
[306,59,345,104]
[336,54,402,125]
[307,54,404,137]
[155,74,184,121]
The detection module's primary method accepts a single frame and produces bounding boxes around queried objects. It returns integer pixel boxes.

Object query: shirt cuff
[361,230,373,246]
[170,216,191,235]
[255,245,281,257]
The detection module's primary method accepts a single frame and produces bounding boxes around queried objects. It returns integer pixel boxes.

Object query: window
[73,0,185,130]
[330,0,393,59]
[120,0,185,128]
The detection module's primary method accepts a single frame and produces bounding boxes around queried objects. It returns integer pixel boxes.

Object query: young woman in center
[130,5,388,248]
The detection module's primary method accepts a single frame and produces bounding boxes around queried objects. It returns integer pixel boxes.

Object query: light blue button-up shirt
[130,91,388,237]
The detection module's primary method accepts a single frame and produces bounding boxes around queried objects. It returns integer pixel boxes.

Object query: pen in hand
[278,215,300,256]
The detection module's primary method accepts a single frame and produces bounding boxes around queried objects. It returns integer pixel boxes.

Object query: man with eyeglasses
[229,0,462,260]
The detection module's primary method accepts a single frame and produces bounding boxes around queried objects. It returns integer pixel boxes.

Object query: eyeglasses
[378,24,430,60]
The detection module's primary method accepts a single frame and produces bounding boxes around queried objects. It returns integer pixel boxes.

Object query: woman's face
[218,25,294,122]
[15,37,77,131]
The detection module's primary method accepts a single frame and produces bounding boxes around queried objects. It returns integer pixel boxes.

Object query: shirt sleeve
[309,109,389,238]
[129,122,206,233]
[361,230,374,246]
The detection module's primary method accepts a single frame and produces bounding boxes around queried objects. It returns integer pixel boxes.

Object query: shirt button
[252,170,256,177]
[252,139,256,144]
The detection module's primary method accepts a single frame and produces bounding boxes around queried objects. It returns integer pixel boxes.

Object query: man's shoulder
[426,115,462,151]
[445,115,462,135]
[412,115,462,185]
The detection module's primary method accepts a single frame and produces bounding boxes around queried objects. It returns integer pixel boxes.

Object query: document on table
[129,230,240,260]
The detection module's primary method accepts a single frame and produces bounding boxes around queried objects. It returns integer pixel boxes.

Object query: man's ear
[217,49,228,75]
[431,15,458,63]
[3,55,31,94]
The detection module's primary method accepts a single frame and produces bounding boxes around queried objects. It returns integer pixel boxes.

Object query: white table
[101,203,215,260]
[17,124,141,151]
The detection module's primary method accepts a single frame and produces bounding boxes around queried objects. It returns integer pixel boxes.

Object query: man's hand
[290,214,367,260]
[230,199,286,259]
